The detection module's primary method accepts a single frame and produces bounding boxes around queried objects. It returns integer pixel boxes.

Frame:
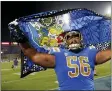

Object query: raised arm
[95,49,111,64]
[9,20,55,68]
[19,43,55,68]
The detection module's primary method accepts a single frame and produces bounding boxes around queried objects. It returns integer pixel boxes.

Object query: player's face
[66,34,81,45]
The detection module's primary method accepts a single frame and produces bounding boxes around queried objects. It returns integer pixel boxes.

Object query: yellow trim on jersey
[66,56,91,78]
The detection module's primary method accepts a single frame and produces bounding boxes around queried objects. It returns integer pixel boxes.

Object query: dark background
[1,1,111,42]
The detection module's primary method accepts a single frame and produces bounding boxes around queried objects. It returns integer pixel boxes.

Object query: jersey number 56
[66,56,91,78]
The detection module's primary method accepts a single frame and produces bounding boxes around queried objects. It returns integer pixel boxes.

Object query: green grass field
[1,60,111,90]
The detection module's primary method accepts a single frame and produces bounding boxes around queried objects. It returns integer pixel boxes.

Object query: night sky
[1,1,111,42]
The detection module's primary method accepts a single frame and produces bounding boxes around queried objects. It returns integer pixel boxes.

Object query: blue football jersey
[49,46,98,90]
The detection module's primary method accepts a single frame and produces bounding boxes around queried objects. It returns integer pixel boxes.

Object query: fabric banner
[8,8,111,78]
[21,51,47,78]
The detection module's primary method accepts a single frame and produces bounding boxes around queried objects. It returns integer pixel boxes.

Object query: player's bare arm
[19,43,55,68]
[95,49,111,64]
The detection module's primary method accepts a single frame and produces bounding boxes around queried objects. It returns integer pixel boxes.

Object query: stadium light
[106,6,111,16]
[63,14,70,24]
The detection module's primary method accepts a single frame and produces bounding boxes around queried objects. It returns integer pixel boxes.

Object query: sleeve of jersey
[89,46,99,64]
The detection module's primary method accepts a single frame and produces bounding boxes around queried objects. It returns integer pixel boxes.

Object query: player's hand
[8,19,28,43]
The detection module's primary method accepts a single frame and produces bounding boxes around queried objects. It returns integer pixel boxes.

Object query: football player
[12,27,111,90]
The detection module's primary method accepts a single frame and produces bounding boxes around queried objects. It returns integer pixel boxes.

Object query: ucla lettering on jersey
[49,46,98,90]
[48,47,61,55]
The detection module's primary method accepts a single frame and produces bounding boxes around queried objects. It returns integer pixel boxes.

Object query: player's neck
[69,48,82,53]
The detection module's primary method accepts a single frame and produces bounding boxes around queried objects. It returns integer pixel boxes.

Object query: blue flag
[8,8,111,78]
